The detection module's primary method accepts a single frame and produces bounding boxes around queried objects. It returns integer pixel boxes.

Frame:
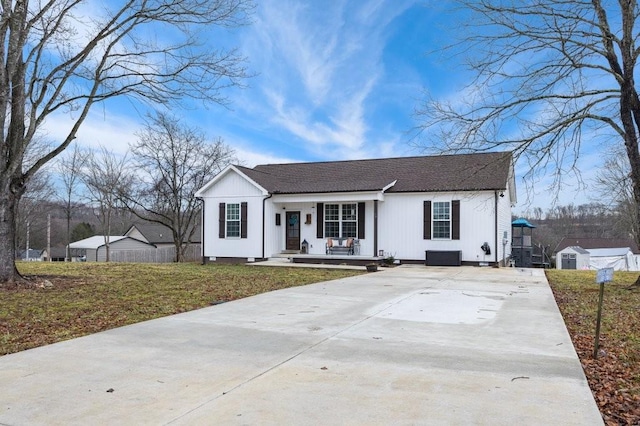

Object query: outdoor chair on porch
[326,237,354,255]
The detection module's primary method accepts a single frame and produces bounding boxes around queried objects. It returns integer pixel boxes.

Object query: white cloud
[240,0,417,158]
[233,147,295,168]
[42,108,141,156]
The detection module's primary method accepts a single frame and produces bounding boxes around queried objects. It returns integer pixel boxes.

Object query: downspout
[197,197,205,265]
[262,194,273,260]
[494,191,499,267]
[373,200,378,257]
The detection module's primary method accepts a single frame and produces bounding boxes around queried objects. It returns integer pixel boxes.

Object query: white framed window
[324,203,357,238]
[226,203,240,237]
[325,204,339,238]
[432,201,451,239]
[341,203,357,238]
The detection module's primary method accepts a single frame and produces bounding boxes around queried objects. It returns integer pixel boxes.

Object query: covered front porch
[271,191,387,261]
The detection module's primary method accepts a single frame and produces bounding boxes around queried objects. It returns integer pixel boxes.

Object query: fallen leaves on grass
[547,270,640,425]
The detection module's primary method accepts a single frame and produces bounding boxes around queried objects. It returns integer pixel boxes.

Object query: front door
[286,211,301,250]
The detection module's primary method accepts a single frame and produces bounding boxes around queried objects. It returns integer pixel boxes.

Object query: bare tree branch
[415,0,640,252]
[0,0,253,281]
[120,111,235,262]
[80,147,133,262]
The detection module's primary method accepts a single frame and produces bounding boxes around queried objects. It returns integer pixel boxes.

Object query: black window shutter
[452,200,460,240]
[358,202,365,239]
[240,202,248,239]
[316,203,324,238]
[423,201,431,240]
[219,203,226,238]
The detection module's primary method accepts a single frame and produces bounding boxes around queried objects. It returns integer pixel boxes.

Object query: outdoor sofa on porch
[326,238,355,255]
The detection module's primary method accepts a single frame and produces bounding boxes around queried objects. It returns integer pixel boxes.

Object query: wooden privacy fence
[108,244,201,263]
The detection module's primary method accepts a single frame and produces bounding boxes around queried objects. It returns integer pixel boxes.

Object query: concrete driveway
[0,266,602,425]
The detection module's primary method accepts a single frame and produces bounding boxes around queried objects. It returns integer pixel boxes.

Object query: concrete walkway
[0,266,602,425]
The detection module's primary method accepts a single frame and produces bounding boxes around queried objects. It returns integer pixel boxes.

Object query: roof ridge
[252,151,511,168]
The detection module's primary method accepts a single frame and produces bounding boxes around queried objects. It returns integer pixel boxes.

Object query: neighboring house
[195,152,516,266]
[67,236,156,262]
[16,249,44,261]
[124,221,201,249]
[556,245,638,271]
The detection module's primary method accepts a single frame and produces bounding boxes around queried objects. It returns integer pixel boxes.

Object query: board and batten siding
[377,192,500,262]
[263,199,281,257]
[199,169,265,259]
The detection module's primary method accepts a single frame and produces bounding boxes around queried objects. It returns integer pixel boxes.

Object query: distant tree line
[517,202,634,254]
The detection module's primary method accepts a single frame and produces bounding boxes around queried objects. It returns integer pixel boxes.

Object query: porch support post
[494,191,499,266]
[262,194,272,260]
[373,200,378,257]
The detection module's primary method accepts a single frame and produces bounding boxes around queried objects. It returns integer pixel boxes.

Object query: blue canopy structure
[512,218,536,228]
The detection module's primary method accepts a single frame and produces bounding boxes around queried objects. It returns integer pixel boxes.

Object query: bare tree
[81,147,132,262]
[0,0,252,282]
[56,143,86,260]
[594,151,638,243]
[122,111,235,262]
[416,1,640,259]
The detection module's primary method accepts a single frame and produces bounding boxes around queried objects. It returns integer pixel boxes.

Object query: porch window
[341,204,357,237]
[324,203,357,238]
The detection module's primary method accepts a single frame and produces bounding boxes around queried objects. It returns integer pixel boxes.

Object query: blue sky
[45,0,598,214]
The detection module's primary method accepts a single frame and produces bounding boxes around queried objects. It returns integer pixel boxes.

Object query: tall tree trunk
[0,186,21,283]
[619,86,640,286]
[175,241,182,263]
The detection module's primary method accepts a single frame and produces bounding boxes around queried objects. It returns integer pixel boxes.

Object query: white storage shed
[556,246,590,270]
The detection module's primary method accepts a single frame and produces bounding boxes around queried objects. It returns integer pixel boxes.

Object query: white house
[195,152,516,266]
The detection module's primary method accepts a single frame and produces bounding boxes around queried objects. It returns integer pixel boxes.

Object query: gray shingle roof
[127,222,201,244]
[237,151,512,194]
[564,246,590,255]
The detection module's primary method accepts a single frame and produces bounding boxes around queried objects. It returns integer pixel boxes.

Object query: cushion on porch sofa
[326,237,354,255]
